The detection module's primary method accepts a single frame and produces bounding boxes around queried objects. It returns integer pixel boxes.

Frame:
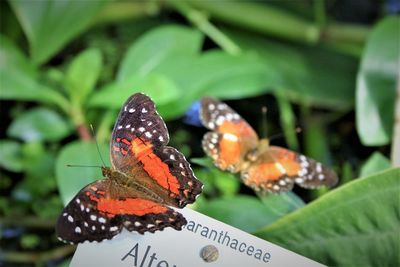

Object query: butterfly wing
[200,97,258,172]
[241,146,338,193]
[56,179,186,244]
[110,93,202,208]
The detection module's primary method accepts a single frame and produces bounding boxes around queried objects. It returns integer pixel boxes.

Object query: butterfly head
[101,166,113,178]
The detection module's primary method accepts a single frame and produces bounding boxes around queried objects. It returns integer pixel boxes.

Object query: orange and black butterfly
[56,93,203,244]
[200,97,338,193]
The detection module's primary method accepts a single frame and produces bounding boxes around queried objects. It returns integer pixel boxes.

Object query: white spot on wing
[223,133,238,142]
[68,215,73,222]
[75,226,81,233]
[142,108,147,113]
[275,163,287,174]
[316,163,322,173]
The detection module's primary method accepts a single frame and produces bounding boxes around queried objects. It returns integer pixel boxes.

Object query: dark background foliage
[0,1,399,266]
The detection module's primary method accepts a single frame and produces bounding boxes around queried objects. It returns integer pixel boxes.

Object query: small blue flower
[183,101,203,127]
[385,0,400,14]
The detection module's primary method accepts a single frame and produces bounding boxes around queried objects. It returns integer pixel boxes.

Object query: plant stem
[275,90,299,151]
[166,0,241,55]
[182,1,370,55]
[96,110,116,143]
[91,1,160,26]
[183,0,320,44]
[314,0,326,28]
[391,79,400,166]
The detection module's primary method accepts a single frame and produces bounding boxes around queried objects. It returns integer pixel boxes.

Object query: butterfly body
[56,93,202,244]
[200,97,338,193]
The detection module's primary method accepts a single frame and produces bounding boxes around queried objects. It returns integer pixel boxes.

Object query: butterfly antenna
[260,106,268,139]
[269,127,302,142]
[90,124,106,167]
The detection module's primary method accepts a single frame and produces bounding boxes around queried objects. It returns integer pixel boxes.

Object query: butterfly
[56,93,203,244]
[199,97,338,193]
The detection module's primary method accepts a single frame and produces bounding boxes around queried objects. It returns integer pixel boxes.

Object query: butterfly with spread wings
[56,93,203,244]
[200,97,338,193]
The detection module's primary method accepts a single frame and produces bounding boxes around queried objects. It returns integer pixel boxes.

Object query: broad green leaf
[224,28,358,109]
[7,107,72,142]
[0,34,36,76]
[21,141,54,179]
[0,35,68,109]
[88,73,181,114]
[155,50,277,119]
[197,195,280,232]
[56,141,109,205]
[0,140,23,172]
[117,25,203,81]
[65,48,102,106]
[255,168,400,267]
[9,0,108,65]
[360,152,391,178]
[257,192,305,217]
[356,16,399,146]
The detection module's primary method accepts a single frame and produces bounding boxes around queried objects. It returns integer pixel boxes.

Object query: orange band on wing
[130,138,180,195]
[97,198,168,216]
[219,136,241,168]
[217,120,256,168]
[248,161,301,182]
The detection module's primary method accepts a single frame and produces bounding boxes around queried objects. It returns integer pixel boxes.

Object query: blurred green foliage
[0,1,398,266]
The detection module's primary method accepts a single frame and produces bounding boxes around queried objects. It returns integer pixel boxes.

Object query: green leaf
[192,157,239,196]
[117,25,203,81]
[258,192,305,217]
[197,195,280,232]
[0,140,23,172]
[88,73,181,113]
[7,107,72,142]
[255,168,400,267]
[155,50,276,119]
[275,91,298,150]
[0,34,36,76]
[65,48,102,106]
[224,28,358,109]
[360,152,391,178]
[0,35,68,109]
[356,16,399,146]
[9,0,108,65]
[56,141,109,205]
